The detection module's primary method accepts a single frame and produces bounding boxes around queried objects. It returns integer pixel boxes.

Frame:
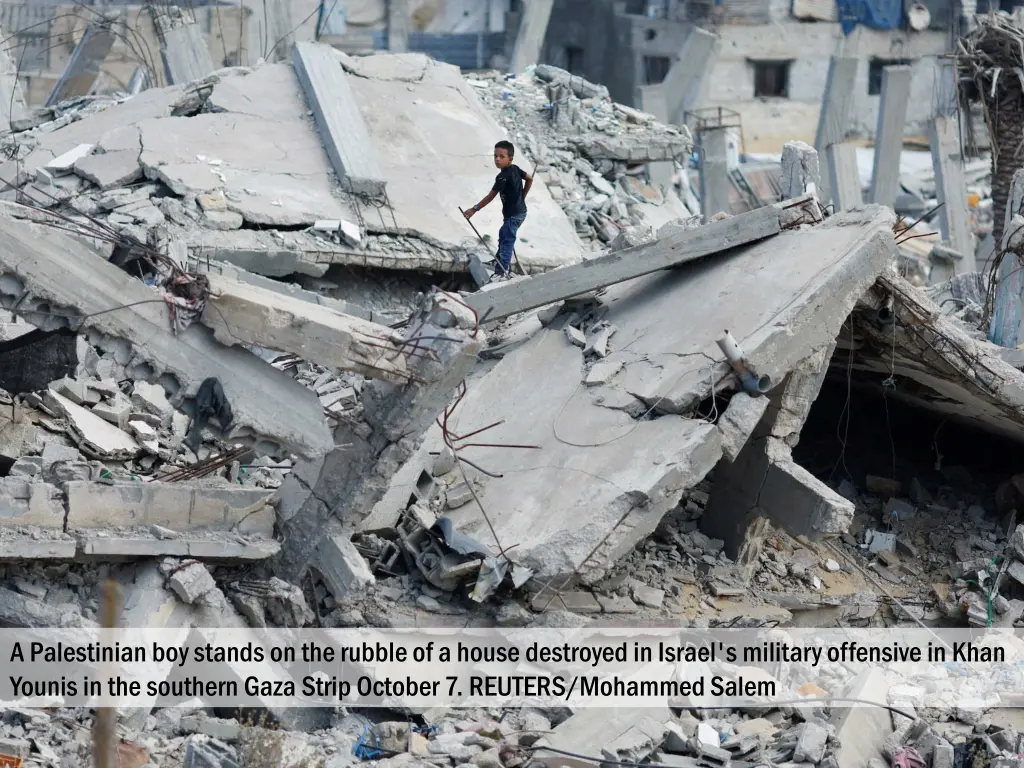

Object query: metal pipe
[716,330,743,364]
[740,369,773,394]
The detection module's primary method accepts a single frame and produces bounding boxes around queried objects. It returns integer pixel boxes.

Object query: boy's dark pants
[495,213,526,275]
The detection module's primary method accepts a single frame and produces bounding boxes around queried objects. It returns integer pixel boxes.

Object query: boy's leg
[495,218,515,275]
[495,214,526,275]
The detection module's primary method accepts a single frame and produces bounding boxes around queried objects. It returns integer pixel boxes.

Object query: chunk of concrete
[311,533,375,597]
[0,585,96,627]
[168,562,217,604]
[65,482,274,534]
[0,477,64,528]
[831,668,892,768]
[0,217,332,458]
[73,149,143,190]
[48,391,139,458]
[201,273,412,383]
[45,144,94,175]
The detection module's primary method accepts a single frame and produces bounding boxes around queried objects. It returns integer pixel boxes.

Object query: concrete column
[699,127,731,221]
[488,0,506,32]
[637,85,675,190]
[510,0,554,74]
[780,141,820,199]
[658,27,720,125]
[701,344,854,565]
[826,143,863,211]
[388,0,409,53]
[814,57,858,207]
[869,65,911,208]
[989,169,1024,347]
[150,6,215,85]
[272,292,483,585]
[45,19,116,107]
[929,114,976,274]
[0,25,27,127]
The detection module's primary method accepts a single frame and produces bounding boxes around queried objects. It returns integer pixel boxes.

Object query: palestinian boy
[464,141,533,277]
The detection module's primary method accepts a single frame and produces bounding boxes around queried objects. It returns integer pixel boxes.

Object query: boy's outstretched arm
[464,190,496,219]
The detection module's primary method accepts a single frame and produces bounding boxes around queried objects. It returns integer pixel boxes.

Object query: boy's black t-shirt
[493,165,528,219]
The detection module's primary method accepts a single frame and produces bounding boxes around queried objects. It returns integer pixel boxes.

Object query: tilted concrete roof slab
[0,217,332,459]
[435,207,897,585]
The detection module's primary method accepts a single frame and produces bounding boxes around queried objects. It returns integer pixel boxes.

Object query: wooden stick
[92,580,122,768]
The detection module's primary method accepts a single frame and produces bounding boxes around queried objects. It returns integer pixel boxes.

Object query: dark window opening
[643,55,672,85]
[868,58,913,95]
[645,28,658,40]
[752,59,791,98]
[565,46,585,75]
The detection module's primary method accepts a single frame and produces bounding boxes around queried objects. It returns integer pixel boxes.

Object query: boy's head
[494,141,514,169]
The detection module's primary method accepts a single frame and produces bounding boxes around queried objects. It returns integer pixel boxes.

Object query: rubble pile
[469,64,694,246]
[4,23,1024,768]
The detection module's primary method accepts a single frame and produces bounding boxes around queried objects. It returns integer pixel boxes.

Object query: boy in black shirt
[464,140,533,277]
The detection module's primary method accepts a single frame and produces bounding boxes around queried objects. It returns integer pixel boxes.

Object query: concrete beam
[990,169,1024,347]
[65,482,275,535]
[929,114,976,274]
[45,20,117,108]
[201,273,412,383]
[292,42,387,198]
[510,0,554,74]
[780,141,820,199]
[814,57,858,206]
[465,197,814,323]
[698,127,731,221]
[869,66,911,208]
[635,86,674,190]
[273,291,483,584]
[0,25,26,128]
[826,143,862,211]
[0,217,332,459]
[387,0,410,52]
[151,7,215,85]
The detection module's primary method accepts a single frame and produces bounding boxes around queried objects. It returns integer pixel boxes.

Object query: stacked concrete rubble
[5,35,1024,768]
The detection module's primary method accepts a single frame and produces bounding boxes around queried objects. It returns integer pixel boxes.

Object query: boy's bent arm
[464,189,497,218]
[523,172,534,200]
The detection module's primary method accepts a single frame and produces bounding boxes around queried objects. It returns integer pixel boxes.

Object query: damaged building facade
[1,1,1024,766]
[541,0,953,150]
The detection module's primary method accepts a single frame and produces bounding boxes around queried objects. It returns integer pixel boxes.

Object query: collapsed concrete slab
[0,217,332,459]
[425,206,896,586]
[151,6,216,85]
[201,273,412,383]
[843,273,1024,443]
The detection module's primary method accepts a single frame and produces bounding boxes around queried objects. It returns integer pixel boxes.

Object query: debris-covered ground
[2,15,1024,768]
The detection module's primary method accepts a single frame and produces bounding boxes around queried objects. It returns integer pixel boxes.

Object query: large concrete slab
[814,57,858,206]
[342,52,582,272]
[435,207,896,584]
[0,217,332,459]
[930,114,976,273]
[292,41,387,197]
[201,272,412,383]
[153,8,216,85]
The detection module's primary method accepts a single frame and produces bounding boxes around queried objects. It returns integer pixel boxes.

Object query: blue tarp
[835,0,903,34]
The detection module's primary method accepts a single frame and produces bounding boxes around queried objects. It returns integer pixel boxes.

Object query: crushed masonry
[0,16,1022,766]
